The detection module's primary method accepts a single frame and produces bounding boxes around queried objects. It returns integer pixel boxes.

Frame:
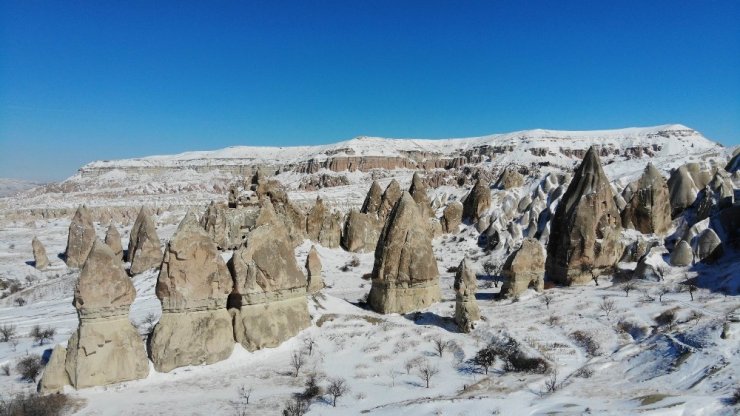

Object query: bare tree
[471,346,496,374]
[688,285,696,301]
[387,369,398,386]
[404,359,415,375]
[0,324,16,342]
[431,336,450,357]
[303,337,316,356]
[541,293,553,310]
[282,398,308,416]
[326,377,349,407]
[231,385,253,415]
[417,361,440,388]
[544,369,560,393]
[657,286,671,303]
[622,282,636,297]
[14,297,26,307]
[290,351,305,377]
[599,297,616,318]
[483,261,500,287]
[30,325,55,346]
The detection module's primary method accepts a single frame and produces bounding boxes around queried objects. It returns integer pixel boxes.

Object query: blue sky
[1,1,738,181]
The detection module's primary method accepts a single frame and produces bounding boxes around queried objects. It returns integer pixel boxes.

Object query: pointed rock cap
[75,239,136,315]
[384,179,401,197]
[454,257,477,295]
[638,163,666,188]
[361,180,383,214]
[410,172,426,193]
[255,197,278,227]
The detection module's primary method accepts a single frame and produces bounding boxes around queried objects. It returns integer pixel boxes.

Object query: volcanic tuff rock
[621,163,672,235]
[201,201,257,250]
[545,146,622,285]
[229,222,310,351]
[378,179,403,221]
[462,179,491,222]
[104,223,123,260]
[501,238,546,297]
[368,192,441,314]
[32,236,49,270]
[342,209,382,253]
[38,344,69,394]
[65,240,149,388]
[441,201,463,234]
[495,166,524,190]
[305,245,324,294]
[670,240,693,267]
[360,180,383,215]
[693,228,723,264]
[127,206,162,274]
[409,172,433,218]
[634,246,669,281]
[453,258,480,333]
[667,164,700,218]
[150,212,234,372]
[64,205,96,268]
[305,197,342,248]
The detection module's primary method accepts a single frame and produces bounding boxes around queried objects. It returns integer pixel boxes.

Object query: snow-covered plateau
[0,124,738,416]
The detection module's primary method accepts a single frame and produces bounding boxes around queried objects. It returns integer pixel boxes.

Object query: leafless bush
[599,297,616,318]
[30,325,55,346]
[622,282,636,297]
[282,398,308,416]
[303,337,316,356]
[0,392,69,416]
[0,324,16,342]
[569,331,600,356]
[573,366,594,378]
[231,385,253,416]
[655,309,677,331]
[657,286,671,302]
[360,273,372,280]
[326,377,349,407]
[404,357,423,375]
[290,350,305,377]
[493,337,549,374]
[431,336,451,357]
[13,297,26,307]
[617,320,648,340]
[541,294,553,310]
[15,354,42,382]
[543,369,561,393]
[547,315,560,326]
[417,360,439,388]
[687,284,697,301]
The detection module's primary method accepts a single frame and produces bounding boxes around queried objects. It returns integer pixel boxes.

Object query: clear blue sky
[1,1,738,181]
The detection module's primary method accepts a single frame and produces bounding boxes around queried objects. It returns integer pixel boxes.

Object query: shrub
[30,325,55,345]
[0,392,69,416]
[492,337,549,374]
[1,364,9,376]
[569,331,600,356]
[617,320,648,340]
[282,398,308,416]
[326,377,349,407]
[13,297,26,307]
[573,366,594,378]
[655,310,676,330]
[471,346,497,374]
[0,324,16,342]
[730,387,740,405]
[15,354,42,382]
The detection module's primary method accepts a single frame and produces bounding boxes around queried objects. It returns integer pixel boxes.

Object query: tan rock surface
[64,205,96,268]
[453,258,480,333]
[501,238,546,297]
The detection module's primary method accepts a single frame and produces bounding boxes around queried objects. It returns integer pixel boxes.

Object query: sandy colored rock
[65,240,148,388]
[305,245,324,294]
[462,179,491,222]
[378,179,402,221]
[441,201,463,233]
[360,180,383,215]
[667,164,700,217]
[128,206,162,274]
[368,193,441,314]
[634,245,669,281]
[670,240,693,267]
[495,166,524,189]
[693,228,723,263]
[342,209,383,253]
[150,212,235,372]
[104,223,123,260]
[546,146,622,285]
[229,223,310,351]
[409,172,433,218]
[64,205,96,268]
[621,163,672,235]
[38,345,70,394]
[454,258,480,333]
[32,236,49,270]
[501,238,545,297]
[201,201,257,250]
[305,197,342,248]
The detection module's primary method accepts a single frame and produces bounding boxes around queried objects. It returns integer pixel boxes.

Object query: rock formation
[378,179,402,221]
[621,163,672,235]
[501,238,546,297]
[360,180,383,215]
[127,207,162,274]
[693,228,723,263]
[368,193,441,314]
[634,246,669,281]
[104,223,123,260]
[409,172,433,217]
[305,245,324,294]
[342,209,383,253]
[229,222,310,351]
[667,164,700,218]
[32,236,49,270]
[149,212,235,372]
[453,258,480,333]
[545,146,622,285]
[670,240,693,267]
[441,201,463,234]
[65,240,149,388]
[201,201,256,250]
[495,166,524,190]
[462,179,491,222]
[305,197,342,248]
[64,205,96,268]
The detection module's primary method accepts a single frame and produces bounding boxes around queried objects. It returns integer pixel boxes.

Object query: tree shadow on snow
[402,312,459,332]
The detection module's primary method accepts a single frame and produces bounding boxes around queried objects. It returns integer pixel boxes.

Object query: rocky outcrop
[668,165,700,218]
[693,228,723,263]
[201,201,258,250]
[501,238,546,297]
[305,245,324,294]
[621,163,672,235]
[38,345,69,394]
[670,240,693,267]
[150,212,234,372]
[546,147,622,285]
[360,181,383,215]
[32,236,49,270]
[342,209,383,253]
[634,246,669,281]
[495,166,524,189]
[453,258,480,333]
[64,205,96,268]
[462,179,491,222]
[229,223,310,351]
[368,193,441,314]
[104,223,123,260]
[441,201,463,234]
[65,240,149,388]
[127,207,162,274]
[726,151,740,173]
[409,172,433,217]
[378,179,402,221]
[305,197,342,248]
